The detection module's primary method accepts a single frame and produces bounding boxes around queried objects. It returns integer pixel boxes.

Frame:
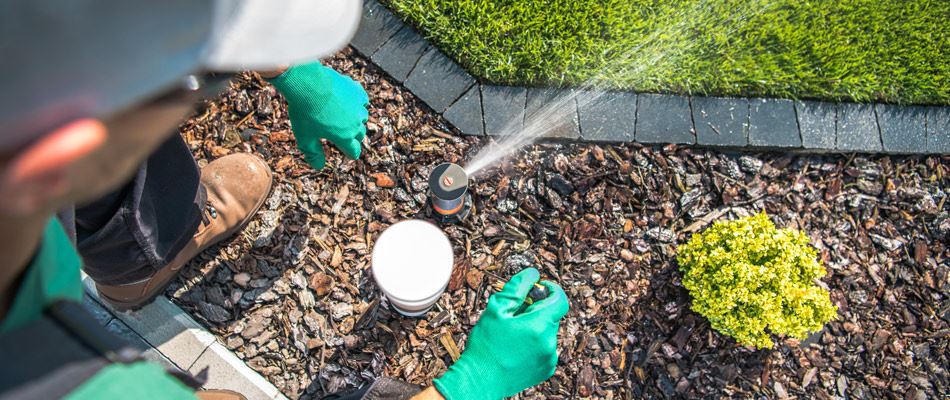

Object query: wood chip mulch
[170,48,949,399]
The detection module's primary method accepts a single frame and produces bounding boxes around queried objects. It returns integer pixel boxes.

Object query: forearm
[411,387,445,400]
[257,66,288,79]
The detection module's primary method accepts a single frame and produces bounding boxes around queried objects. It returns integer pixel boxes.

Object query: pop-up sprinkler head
[428,163,472,224]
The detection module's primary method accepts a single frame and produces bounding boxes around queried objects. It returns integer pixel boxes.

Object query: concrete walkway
[80,274,287,400]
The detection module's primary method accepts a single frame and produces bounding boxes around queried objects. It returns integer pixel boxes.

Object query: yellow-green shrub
[676,213,837,349]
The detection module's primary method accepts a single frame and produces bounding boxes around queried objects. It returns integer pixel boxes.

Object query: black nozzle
[527,283,550,303]
[516,283,551,314]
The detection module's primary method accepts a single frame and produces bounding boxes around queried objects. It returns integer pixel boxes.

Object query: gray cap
[0,0,361,150]
[206,0,361,70]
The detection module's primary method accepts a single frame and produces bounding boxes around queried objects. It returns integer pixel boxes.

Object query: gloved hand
[267,62,369,170]
[433,268,569,400]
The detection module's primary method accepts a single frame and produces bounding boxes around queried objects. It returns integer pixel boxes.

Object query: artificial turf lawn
[382,0,950,105]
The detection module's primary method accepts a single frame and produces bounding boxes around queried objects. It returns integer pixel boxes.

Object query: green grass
[383,0,950,104]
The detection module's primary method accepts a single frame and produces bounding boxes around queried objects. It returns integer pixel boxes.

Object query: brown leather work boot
[96,153,272,311]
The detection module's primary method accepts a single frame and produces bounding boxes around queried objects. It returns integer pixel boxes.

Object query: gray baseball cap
[0,0,361,150]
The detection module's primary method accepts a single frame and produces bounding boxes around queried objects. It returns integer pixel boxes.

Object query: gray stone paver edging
[370,26,429,83]
[352,0,949,154]
[525,88,580,139]
[405,47,476,113]
[877,104,928,153]
[577,90,637,142]
[837,103,882,152]
[481,85,527,136]
[692,96,748,147]
[80,274,287,400]
[928,107,950,153]
[636,94,693,144]
[749,98,800,148]
[443,85,483,136]
[796,100,836,150]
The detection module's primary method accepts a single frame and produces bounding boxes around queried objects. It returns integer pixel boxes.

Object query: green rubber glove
[268,62,369,170]
[434,268,569,400]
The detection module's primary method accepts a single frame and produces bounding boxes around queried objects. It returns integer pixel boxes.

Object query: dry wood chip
[370,172,396,188]
[439,333,461,362]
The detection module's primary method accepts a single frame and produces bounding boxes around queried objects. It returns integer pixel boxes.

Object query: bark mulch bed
[171,48,949,399]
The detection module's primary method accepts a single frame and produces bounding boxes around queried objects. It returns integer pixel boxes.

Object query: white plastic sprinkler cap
[371,220,454,316]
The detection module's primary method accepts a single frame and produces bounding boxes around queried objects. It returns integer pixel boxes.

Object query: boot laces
[201,202,218,225]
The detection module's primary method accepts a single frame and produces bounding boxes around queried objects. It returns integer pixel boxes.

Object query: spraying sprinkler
[428,163,472,224]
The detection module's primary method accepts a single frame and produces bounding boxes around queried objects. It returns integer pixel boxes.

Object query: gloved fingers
[327,132,363,160]
[492,268,541,313]
[354,80,370,106]
[524,280,569,322]
[541,334,560,375]
[321,100,367,156]
[328,67,368,102]
[342,72,370,105]
[295,135,327,170]
[355,123,367,143]
[355,109,369,143]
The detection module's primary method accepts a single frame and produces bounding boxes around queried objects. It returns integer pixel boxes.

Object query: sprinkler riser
[428,163,471,224]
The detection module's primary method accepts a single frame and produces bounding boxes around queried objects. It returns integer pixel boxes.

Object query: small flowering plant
[676,213,837,349]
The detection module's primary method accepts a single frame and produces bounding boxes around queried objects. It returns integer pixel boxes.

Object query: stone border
[351,0,949,154]
[80,274,287,400]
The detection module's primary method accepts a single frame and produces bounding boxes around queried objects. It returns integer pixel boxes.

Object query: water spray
[427,162,472,224]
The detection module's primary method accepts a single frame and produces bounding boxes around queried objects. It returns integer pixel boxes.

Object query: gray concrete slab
[405,48,476,113]
[105,316,148,350]
[635,94,694,144]
[81,273,285,399]
[927,107,950,154]
[189,343,283,400]
[350,0,404,56]
[82,294,114,326]
[749,98,800,148]
[837,103,882,152]
[481,85,527,136]
[876,104,927,153]
[105,318,181,372]
[443,84,483,136]
[112,296,216,371]
[796,100,836,149]
[525,88,580,139]
[693,97,748,147]
[369,26,429,82]
[577,90,637,142]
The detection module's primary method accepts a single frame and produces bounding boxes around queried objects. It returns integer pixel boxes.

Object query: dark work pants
[62,135,205,286]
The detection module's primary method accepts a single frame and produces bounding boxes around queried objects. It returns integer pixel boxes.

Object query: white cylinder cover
[371,220,454,316]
